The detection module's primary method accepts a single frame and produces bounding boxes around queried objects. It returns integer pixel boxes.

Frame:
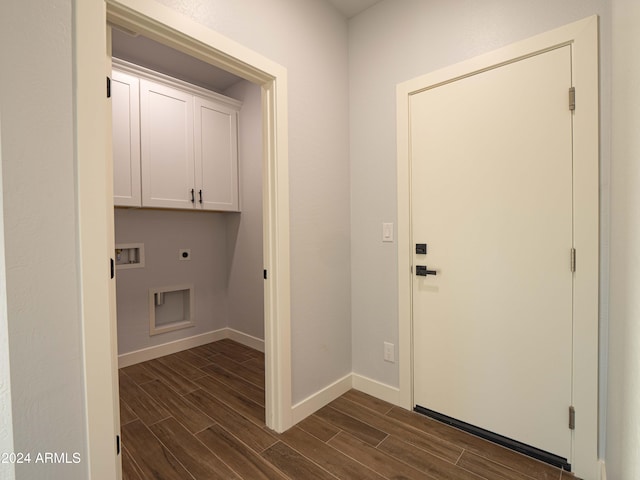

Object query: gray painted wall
[607,0,640,477]
[224,80,265,340]
[115,209,230,353]
[0,1,87,478]
[156,0,352,403]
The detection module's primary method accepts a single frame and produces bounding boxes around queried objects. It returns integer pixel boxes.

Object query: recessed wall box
[115,243,145,269]
[149,285,194,336]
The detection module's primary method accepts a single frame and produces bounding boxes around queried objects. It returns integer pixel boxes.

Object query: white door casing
[397,16,598,479]
[411,45,573,460]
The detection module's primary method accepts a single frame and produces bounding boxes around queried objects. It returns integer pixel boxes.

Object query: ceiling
[327,0,383,18]
[111,0,384,93]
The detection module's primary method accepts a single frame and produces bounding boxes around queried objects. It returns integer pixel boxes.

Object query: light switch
[382,223,394,242]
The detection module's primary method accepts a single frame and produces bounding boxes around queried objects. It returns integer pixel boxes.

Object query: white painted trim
[599,460,607,480]
[227,328,265,353]
[113,58,242,109]
[0,112,15,480]
[118,329,227,368]
[352,374,401,407]
[396,16,599,479]
[291,374,352,424]
[76,2,121,479]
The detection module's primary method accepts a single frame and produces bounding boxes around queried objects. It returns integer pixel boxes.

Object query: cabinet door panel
[194,97,239,211]
[140,79,195,209]
[112,70,141,207]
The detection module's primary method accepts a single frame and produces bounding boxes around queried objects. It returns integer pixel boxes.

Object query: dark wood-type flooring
[119,339,576,480]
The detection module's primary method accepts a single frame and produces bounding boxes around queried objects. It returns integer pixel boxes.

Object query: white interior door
[411,46,574,460]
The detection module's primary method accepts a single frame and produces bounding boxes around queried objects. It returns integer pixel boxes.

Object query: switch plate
[179,249,191,261]
[382,223,394,242]
[384,342,395,363]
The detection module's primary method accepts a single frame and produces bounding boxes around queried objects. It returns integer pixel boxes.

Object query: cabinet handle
[190,188,195,203]
[199,190,203,204]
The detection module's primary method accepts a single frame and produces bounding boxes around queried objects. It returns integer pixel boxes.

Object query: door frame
[396,16,599,477]
[76,0,292,478]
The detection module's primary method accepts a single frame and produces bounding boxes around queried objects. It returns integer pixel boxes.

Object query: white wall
[349,0,611,455]
[0,1,88,478]
[114,209,230,353]
[156,0,352,403]
[606,0,640,477]
[224,80,265,340]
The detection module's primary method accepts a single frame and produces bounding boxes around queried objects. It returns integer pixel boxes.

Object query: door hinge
[107,76,111,98]
[116,434,120,455]
[110,258,115,279]
[569,87,575,111]
[570,248,576,273]
[263,269,267,280]
[569,405,576,430]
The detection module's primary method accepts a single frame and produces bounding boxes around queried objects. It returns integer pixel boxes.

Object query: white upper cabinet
[194,97,239,211]
[140,78,195,209]
[112,62,241,212]
[112,70,141,207]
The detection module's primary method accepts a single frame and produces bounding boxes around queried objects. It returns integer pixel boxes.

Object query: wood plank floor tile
[457,451,544,480]
[207,340,255,363]
[327,431,433,480]
[119,371,171,426]
[262,441,338,480]
[194,374,265,425]
[211,353,265,388]
[119,398,138,426]
[329,396,463,462]
[121,446,144,480]
[185,388,277,452]
[142,358,200,395]
[378,435,484,480]
[149,417,241,480]
[156,352,209,381]
[173,349,215,368]
[121,420,193,480]
[189,344,220,360]
[121,363,156,385]
[314,405,388,447]
[296,413,341,442]
[386,407,561,480]
[199,362,265,406]
[197,423,287,480]
[280,426,387,480]
[240,356,266,375]
[342,389,395,415]
[120,342,565,480]
[139,380,214,434]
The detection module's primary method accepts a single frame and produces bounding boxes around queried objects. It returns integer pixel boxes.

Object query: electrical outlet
[384,342,395,363]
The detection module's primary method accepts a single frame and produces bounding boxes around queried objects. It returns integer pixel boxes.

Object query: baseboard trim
[291,374,352,424]
[226,328,265,353]
[118,328,265,367]
[352,373,401,406]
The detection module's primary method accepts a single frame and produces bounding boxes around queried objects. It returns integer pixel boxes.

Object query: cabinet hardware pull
[199,190,203,204]
[190,189,195,203]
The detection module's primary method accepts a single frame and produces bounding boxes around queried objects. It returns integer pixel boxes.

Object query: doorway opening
[76,2,292,477]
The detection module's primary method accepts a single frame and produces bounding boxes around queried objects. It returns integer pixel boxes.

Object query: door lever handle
[416,265,437,276]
